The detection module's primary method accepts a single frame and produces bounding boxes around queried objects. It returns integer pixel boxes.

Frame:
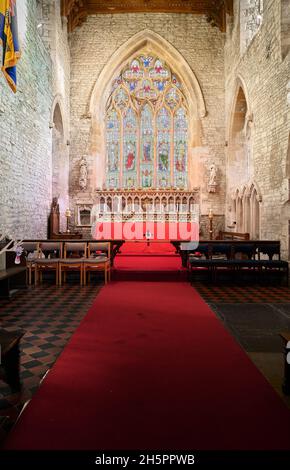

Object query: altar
[89,189,200,242]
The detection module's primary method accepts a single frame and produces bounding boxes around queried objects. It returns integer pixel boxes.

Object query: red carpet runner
[3,281,290,450]
[113,242,185,281]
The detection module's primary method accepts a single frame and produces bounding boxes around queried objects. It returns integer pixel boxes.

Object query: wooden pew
[188,240,288,285]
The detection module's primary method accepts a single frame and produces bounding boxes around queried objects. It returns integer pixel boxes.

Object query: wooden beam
[62,0,233,32]
[206,0,233,33]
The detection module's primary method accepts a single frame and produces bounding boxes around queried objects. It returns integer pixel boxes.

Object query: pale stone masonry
[0,0,53,239]
[0,0,70,238]
[225,0,290,256]
[69,14,226,234]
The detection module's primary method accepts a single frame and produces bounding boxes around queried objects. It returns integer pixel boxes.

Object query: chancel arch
[87,29,206,191]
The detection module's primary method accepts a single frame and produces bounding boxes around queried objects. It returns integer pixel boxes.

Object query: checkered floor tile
[1,279,290,443]
[0,282,101,441]
[193,283,290,303]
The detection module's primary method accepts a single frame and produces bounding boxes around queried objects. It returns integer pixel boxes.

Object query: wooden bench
[0,329,24,393]
[188,241,288,285]
[280,332,290,395]
[0,267,27,298]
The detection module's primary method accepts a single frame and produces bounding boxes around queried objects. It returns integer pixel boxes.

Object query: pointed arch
[89,29,206,120]
[227,75,252,142]
[51,95,69,231]
[248,180,262,203]
[231,181,262,238]
[227,76,254,210]
[50,95,67,141]
[88,29,206,189]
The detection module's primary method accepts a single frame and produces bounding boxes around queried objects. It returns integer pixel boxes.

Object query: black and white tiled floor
[1,281,290,443]
[0,282,100,442]
[193,284,290,408]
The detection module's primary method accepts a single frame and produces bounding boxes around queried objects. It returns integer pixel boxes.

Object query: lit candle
[208,208,213,219]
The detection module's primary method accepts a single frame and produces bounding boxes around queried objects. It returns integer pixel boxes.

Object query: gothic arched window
[105,55,188,189]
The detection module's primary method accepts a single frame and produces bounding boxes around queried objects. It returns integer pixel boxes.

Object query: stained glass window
[106,109,120,189]
[123,107,138,189]
[140,104,154,188]
[174,108,188,189]
[157,107,171,188]
[105,54,188,189]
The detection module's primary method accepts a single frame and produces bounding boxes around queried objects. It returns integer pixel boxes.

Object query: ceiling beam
[206,0,233,33]
[62,0,233,33]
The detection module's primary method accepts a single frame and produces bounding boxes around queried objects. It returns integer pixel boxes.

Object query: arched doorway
[51,101,69,231]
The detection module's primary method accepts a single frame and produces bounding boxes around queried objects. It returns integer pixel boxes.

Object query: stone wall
[224,0,290,256]
[69,14,226,235]
[46,0,71,232]
[2,3,288,248]
[0,0,70,238]
[0,0,52,238]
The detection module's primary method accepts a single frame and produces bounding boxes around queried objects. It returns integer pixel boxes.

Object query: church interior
[1,0,290,456]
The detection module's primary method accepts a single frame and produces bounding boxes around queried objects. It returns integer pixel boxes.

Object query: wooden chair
[83,242,111,285]
[59,242,87,286]
[35,242,62,286]
[22,241,40,285]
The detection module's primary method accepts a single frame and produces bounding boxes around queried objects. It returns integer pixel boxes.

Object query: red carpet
[3,281,290,450]
[113,242,184,281]
[114,254,182,271]
[119,241,176,255]
[113,247,185,281]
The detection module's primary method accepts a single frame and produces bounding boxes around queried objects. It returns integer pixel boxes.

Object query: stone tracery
[105,54,188,190]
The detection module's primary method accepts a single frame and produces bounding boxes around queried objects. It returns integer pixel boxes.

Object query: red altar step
[113,249,186,281]
[118,241,177,256]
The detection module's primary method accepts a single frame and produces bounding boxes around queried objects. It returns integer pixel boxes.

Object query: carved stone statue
[209,164,217,185]
[79,156,88,190]
[208,163,217,193]
[52,197,60,213]
[49,197,60,237]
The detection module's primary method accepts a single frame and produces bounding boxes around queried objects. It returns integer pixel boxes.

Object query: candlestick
[65,208,71,233]
[208,209,214,240]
